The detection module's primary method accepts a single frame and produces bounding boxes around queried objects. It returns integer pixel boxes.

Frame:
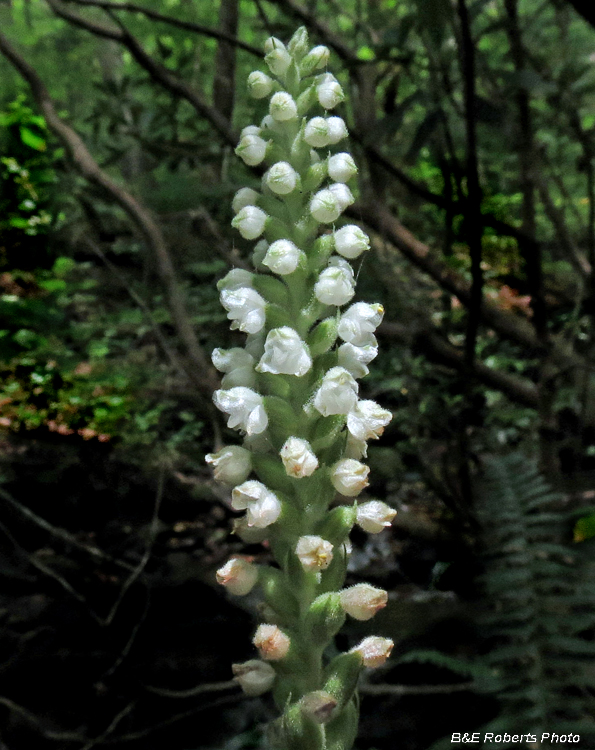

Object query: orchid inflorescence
[206,26,397,750]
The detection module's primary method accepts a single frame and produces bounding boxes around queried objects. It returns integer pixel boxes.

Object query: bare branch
[143,680,238,698]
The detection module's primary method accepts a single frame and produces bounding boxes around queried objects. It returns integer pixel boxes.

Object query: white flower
[328,182,354,211]
[235,134,268,166]
[302,45,330,72]
[247,71,274,99]
[253,623,291,660]
[280,437,318,478]
[216,557,259,595]
[313,366,358,416]
[265,161,298,195]
[211,347,256,388]
[256,327,312,376]
[232,660,276,696]
[217,268,254,292]
[205,445,252,486]
[330,458,370,496]
[328,153,357,183]
[356,500,397,533]
[220,287,266,334]
[326,116,348,144]
[295,535,334,571]
[231,205,268,240]
[347,400,392,441]
[252,239,269,271]
[340,584,388,621]
[269,91,298,122]
[314,257,355,306]
[213,387,268,435]
[262,239,301,275]
[317,75,344,109]
[334,225,370,259]
[338,302,384,345]
[338,342,378,379]
[304,117,330,148]
[265,39,292,76]
[232,187,260,214]
[232,480,281,527]
[350,636,394,668]
[310,189,342,224]
[240,125,261,138]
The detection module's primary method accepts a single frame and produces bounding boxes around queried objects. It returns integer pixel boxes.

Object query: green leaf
[19,125,47,151]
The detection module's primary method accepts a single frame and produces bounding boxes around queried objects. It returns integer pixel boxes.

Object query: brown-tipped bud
[339,584,388,621]
[253,623,291,661]
[356,500,397,534]
[350,636,394,668]
[216,557,259,596]
[232,659,276,696]
[300,690,337,724]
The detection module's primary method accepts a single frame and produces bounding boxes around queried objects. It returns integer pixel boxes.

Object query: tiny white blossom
[253,623,291,660]
[328,182,355,211]
[280,437,318,478]
[350,636,394,668]
[328,153,357,183]
[310,189,342,224]
[235,134,268,166]
[356,500,397,534]
[317,75,345,109]
[340,584,388,621]
[213,387,268,435]
[216,557,259,596]
[220,287,266,334]
[256,327,312,376]
[265,39,292,76]
[313,366,359,416]
[232,187,260,214]
[338,302,384,346]
[326,116,348,144]
[334,225,370,259]
[295,535,334,571]
[232,660,276,696]
[265,161,298,195]
[304,117,330,148]
[269,91,298,122]
[211,347,256,388]
[247,71,274,99]
[231,205,268,240]
[302,45,330,72]
[330,458,370,496]
[314,257,355,306]
[217,268,254,292]
[232,480,282,528]
[205,445,252,486]
[347,400,392,441]
[262,239,301,275]
[338,342,378,378]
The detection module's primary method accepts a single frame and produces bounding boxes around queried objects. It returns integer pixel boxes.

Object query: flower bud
[265,41,292,77]
[253,623,291,660]
[220,287,266,334]
[328,182,355,211]
[356,500,397,533]
[350,636,394,668]
[260,114,283,134]
[217,267,254,292]
[216,557,259,595]
[334,224,370,259]
[301,45,331,74]
[232,480,281,528]
[262,239,301,275]
[212,347,256,388]
[340,584,388,620]
[330,458,370,497]
[235,134,268,166]
[314,257,355,306]
[213,387,268,435]
[287,26,309,56]
[231,205,268,240]
[304,117,330,148]
[269,91,298,122]
[326,116,348,144]
[313,366,358,416]
[300,691,337,724]
[347,400,392,441]
[256,327,312,376]
[280,437,318,478]
[232,660,276,696]
[240,125,261,138]
[338,342,378,378]
[310,188,341,223]
[328,153,357,183]
[264,161,298,195]
[247,71,274,99]
[252,239,269,271]
[295,535,334,571]
[317,75,344,109]
[205,445,252,485]
[338,302,384,345]
[232,187,260,214]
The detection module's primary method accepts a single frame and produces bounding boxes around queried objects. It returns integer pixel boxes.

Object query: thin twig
[79,702,136,750]
[360,681,475,696]
[143,679,238,698]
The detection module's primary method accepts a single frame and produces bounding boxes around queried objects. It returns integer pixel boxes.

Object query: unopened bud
[253,623,291,660]
[269,91,298,122]
[334,225,370,259]
[328,182,355,211]
[235,134,268,166]
[314,257,355,306]
[205,445,252,485]
[262,239,301,275]
[287,26,309,57]
[330,458,370,497]
[295,535,334,571]
[350,636,393,668]
[328,153,357,183]
[304,117,330,148]
[300,691,337,724]
[317,75,344,109]
[216,557,259,595]
[310,188,341,224]
[301,45,330,74]
[313,366,359,416]
[340,584,388,620]
[231,205,268,240]
[232,659,276,696]
[280,437,319,478]
[232,187,259,214]
[326,116,348,144]
[265,42,292,77]
[247,71,274,99]
[356,500,397,533]
[265,161,299,195]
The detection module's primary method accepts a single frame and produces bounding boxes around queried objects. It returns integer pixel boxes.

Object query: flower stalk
[209,27,396,750]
